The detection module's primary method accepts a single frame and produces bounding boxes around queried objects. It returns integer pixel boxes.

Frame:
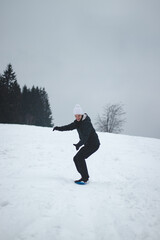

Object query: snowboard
[74,181,88,185]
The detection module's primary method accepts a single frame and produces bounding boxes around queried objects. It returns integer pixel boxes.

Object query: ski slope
[0,124,160,240]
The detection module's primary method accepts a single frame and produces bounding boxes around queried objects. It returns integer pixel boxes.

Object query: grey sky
[0,0,160,138]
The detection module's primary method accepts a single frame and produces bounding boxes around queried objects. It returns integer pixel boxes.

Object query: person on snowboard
[53,104,100,184]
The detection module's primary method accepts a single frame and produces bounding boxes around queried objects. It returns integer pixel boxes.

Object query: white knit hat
[73,104,84,115]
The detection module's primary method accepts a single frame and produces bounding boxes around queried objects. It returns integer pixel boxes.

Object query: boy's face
[75,114,82,122]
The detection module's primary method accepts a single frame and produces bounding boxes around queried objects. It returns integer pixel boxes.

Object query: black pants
[73,144,99,180]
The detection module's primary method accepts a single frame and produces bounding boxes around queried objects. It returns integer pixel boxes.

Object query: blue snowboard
[75,181,87,185]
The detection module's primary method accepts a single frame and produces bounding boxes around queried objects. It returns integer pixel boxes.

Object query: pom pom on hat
[73,104,84,115]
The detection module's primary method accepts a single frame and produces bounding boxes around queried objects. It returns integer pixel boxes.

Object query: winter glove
[73,143,80,151]
[53,126,60,131]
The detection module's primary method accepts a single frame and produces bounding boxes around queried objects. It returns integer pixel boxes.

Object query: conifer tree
[40,88,52,127]
[0,64,21,123]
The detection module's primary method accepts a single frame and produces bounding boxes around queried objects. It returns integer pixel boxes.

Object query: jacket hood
[82,113,91,122]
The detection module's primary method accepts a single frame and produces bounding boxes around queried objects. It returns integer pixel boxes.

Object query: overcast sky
[0,0,160,138]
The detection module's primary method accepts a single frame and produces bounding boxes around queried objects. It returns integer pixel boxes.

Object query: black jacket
[56,114,100,148]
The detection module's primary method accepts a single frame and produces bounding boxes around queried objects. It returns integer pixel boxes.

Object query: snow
[0,124,160,240]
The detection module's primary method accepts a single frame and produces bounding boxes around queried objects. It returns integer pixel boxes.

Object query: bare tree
[95,103,126,133]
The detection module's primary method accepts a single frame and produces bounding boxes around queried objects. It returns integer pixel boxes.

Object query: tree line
[0,64,53,127]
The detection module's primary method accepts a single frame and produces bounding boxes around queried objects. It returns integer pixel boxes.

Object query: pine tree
[10,80,21,123]
[21,85,30,124]
[40,88,53,127]
[0,64,21,123]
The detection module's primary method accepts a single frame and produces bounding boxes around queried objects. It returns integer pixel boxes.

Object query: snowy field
[0,124,160,240]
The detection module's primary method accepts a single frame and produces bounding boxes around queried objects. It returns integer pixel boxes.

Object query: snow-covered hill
[0,124,160,240]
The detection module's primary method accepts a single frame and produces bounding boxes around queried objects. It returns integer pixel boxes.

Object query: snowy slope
[0,124,160,240]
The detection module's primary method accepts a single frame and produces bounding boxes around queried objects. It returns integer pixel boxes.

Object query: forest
[0,64,53,127]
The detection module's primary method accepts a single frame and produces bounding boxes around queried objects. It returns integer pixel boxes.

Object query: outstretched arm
[53,122,76,131]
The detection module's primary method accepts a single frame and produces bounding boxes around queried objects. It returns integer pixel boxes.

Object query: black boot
[74,177,89,183]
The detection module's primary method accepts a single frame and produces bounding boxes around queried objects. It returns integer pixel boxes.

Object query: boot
[74,177,89,183]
